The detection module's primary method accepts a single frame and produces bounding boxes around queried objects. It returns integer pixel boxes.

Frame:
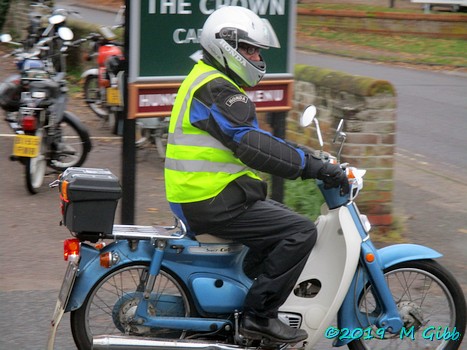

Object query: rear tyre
[348,259,466,350]
[25,129,46,194]
[48,111,92,171]
[70,264,192,350]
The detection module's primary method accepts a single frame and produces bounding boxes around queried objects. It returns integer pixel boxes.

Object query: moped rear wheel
[70,264,193,350]
[84,75,108,118]
[348,259,466,350]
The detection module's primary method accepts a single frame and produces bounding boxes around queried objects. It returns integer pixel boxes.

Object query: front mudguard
[65,240,154,312]
[334,243,442,346]
[81,68,98,80]
[378,243,442,269]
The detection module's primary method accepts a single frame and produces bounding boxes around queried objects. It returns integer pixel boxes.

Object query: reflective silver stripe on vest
[169,70,229,151]
[168,132,226,148]
[165,158,247,173]
[167,68,249,174]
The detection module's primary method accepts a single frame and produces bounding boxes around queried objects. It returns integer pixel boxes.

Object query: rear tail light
[64,238,80,261]
[21,115,37,131]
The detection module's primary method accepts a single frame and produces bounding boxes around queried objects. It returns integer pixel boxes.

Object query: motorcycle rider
[164,6,348,344]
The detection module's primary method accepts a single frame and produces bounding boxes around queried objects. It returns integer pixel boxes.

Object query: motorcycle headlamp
[32,91,47,99]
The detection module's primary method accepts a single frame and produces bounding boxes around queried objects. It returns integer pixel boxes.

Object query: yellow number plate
[106,87,121,106]
[12,135,40,158]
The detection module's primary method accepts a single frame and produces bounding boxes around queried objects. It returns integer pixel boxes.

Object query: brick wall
[290,64,397,233]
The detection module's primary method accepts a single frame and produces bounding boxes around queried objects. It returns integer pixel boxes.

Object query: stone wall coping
[295,65,396,97]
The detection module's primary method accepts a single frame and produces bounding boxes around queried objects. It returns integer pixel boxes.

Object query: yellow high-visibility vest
[165,61,261,203]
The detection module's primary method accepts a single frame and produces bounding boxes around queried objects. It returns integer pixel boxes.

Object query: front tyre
[348,259,466,350]
[84,75,108,118]
[70,264,192,350]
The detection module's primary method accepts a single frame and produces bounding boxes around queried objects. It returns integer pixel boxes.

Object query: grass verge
[296,3,467,69]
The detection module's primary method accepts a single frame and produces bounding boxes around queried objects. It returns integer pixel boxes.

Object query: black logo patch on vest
[226,94,248,107]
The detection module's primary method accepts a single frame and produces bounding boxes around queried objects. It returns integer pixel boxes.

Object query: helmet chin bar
[217,40,265,87]
[225,60,265,88]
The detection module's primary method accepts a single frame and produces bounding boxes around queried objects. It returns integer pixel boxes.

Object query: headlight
[31,91,47,98]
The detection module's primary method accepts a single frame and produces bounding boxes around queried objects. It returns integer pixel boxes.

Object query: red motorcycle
[82,22,168,158]
[81,25,124,135]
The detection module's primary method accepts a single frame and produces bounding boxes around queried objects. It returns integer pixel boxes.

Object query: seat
[195,234,233,244]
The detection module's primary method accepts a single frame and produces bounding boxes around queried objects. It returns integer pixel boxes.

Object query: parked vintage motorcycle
[81,6,125,135]
[22,1,51,51]
[135,117,169,160]
[47,106,466,350]
[0,27,92,194]
[22,1,81,72]
[82,25,168,155]
[81,26,122,133]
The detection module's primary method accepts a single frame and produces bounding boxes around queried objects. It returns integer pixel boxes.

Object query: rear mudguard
[81,68,98,80]
[65,238,250,314]
[65,240,154,312]
[334,243,442,347]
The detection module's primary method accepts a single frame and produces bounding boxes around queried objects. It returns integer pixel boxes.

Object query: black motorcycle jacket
[191,62,306,180]
[171,59,308,235]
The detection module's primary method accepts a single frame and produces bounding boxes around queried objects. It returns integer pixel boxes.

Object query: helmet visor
[260,19,280,49]
[235,18,280,50]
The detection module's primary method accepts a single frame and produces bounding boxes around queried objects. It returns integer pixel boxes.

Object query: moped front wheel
[25,130,47,194]
[348,259,466,350]
[70,264,193,350]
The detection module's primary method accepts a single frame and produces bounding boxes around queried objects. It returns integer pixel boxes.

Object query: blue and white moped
[47,106,466,350]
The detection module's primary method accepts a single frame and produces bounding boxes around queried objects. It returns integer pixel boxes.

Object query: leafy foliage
[284,179,324,221]
[0,0,11,31]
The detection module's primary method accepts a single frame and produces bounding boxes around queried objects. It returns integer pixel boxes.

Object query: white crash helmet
[200,6,280,87]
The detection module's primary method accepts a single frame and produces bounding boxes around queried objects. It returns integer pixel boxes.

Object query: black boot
[240,314,308,344]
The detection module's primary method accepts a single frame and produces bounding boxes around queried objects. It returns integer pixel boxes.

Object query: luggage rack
[112,220,186,240]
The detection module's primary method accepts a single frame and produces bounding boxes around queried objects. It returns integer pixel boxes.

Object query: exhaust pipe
[93,335,254,350]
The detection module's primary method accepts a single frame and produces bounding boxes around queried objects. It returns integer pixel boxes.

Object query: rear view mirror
[58,27,74,41]
[49,14,66,25]
[300,105,323,148]
[300,105,317,127]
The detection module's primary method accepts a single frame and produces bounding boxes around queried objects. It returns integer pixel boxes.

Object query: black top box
[60,168,122,237]
[60,167,122,201]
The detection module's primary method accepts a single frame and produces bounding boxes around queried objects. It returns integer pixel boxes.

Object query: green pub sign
[128,0,296,117]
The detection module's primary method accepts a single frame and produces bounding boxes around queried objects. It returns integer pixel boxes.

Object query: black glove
[318,162,349,194]
[302,155,350,194]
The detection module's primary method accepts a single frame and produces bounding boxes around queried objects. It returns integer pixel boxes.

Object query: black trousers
[209,199,317,319]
